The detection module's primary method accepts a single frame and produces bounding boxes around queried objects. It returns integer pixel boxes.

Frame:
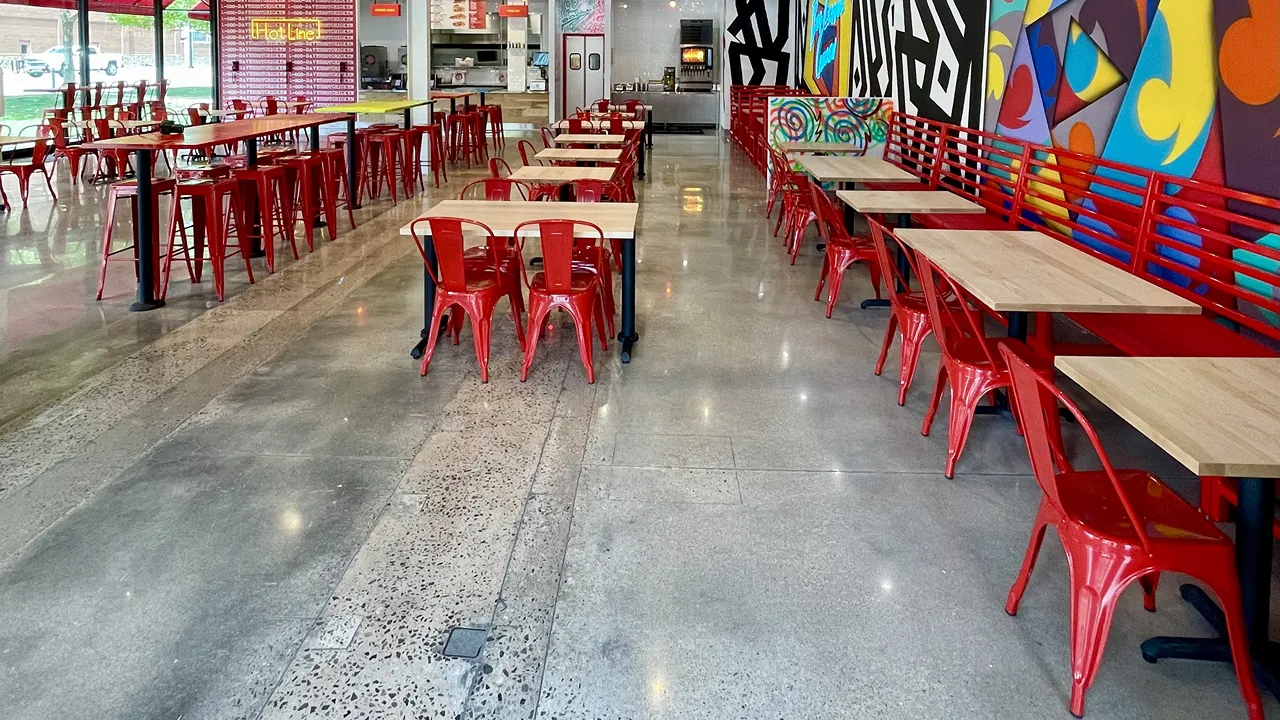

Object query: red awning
[2,0,176,16]
[188,0,208,21]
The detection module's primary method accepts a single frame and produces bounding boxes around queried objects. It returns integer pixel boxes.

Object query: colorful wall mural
[560,0,605,33]
[765,96,894,188]
[801,0,854,95]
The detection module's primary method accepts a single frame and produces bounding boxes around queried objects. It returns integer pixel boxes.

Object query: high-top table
[401,200,643,362]
[312,98,436,129]
[1056,356,1280,696]
[84,113,354,311]
[432,91,477,114]
[895,229,1199,340]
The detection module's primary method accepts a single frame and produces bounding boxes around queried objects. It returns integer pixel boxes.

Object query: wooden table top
[1056,356,1280,477]
[509,166,617,182]
[895,229,1202,314]
[780,141,867,154]
[313,99,434,114]
[553,134,626,145]
[400,200,639,239]
[837,190,985,215]
[554,120,645,131]
[83,113,352,151]
[0,136,33,147]
[535,148,622,163]
[65,119,160,130]
[796,156,918,183]
[201,109,242,116]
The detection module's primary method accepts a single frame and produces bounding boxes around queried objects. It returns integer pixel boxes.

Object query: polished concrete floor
[0,134,1276,719]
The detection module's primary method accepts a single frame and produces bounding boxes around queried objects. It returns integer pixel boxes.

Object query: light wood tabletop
[535,148,622,163]
[1055,356,1280,477]
[895,229,1202,315]
[65,119,161,130]
[0,136,33,147]
[796,155,919,183]
[607,104,652,110]
[554,120,645,131]
[779,141,866,154]
[400,200,639,239]
[83,113,353,151]
[510,166,616,182]
[553,134,626,145]
[837,190,985,215]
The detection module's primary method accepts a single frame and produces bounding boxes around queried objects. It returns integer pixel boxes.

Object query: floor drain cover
[442,627,487,659]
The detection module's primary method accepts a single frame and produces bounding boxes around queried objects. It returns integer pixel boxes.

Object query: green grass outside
[2,85,214,122]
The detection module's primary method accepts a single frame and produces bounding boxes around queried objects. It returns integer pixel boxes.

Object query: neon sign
[250,18,324,41]
[802,0,851,95]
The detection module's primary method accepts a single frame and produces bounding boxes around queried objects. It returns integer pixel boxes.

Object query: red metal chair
[409,217,525,382]
[807,177,881,316]
[514,219,610,384]
[489,157,514,178]
[539,127,556,149]
[175,178,254,301]
[867,218,937,406]
[516,139,541,166]
[917,256,1064,478]
[458,178,530,201]
[999,343,1264,720]
[567,117,586,133]
[0,130,57,207]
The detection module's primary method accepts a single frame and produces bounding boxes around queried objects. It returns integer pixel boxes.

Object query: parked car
[25,46,121,77]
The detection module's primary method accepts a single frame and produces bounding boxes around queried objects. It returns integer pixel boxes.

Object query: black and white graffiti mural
[891,0,987,126]
[850,0,893,97]
[725,0,796,86]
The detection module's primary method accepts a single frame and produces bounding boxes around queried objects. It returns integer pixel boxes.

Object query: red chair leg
[1201,566,1266,720]
[1064,545,1136,719]
[1137,574,1159,612]
[1201,476,1232,521]
[1004,501,1053,616]
[940,370,992,479]
[824,260,847,318]
[520,295,554,382]
[874,313,898,377]
[419,296,452,376]
[896,313,932,406]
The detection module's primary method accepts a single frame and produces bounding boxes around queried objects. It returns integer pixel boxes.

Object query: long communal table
[1056,356,1280,696]
[400,200,643,362]
[312,98,436,129]
[84,113,354,311]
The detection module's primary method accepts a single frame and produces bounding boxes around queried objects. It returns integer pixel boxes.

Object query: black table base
[128,148,164,312]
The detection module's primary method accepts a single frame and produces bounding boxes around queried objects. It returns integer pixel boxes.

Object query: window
[568,53,581,71]
[19,41,30,55]
[587,53,600,71]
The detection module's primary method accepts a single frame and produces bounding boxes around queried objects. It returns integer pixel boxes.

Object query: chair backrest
[259,96,279,115]
[513,219,604,293]
[566,179,606,202]
[230,98,249,113]
[91,118,115,140]
[539,126,556,149]
[624,99,640,113]
[155,79,169,103]
[148,101,167,123]
[517,139,539,166]
[57,82,76,110]
[30,128,52,165]
[410,217,497,292]
[866,217,922,307]
[593,99,609,113]
[459,178,530,201]
[609,117,624,135]
[917,255,1001,368]
[804,176,845,245]
[567,117,584,133]
[489,157,513,178]
[999,343,1152,552]
[132,79,148,103]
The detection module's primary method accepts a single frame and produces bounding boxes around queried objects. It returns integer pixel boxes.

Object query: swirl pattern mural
[766,96,893,154]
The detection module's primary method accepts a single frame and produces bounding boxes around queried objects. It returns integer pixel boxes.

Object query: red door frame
[561,32,605,118]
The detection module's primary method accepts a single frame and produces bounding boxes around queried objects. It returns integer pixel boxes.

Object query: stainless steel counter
[611,90,719,129]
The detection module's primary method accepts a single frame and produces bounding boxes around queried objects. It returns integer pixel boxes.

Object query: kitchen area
[606,0,720,131]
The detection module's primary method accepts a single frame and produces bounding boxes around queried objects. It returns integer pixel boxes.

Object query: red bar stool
[402,125,427,196]
[95,178,185,301]
[318,147,357,232]
[174,163,232,182]
[176,178,254,301]
[422,120,448,187]
[364,131,406,205]
[328,130,376,204]
[279,153,338,251]
[482,104,504,148]
[468,111,489,166]
[232,164,297,273]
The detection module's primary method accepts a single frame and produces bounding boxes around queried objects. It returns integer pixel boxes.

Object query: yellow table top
[312,99,435,114]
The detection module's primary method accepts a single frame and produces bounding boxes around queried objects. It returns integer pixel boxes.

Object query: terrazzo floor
[0,133,1276,719]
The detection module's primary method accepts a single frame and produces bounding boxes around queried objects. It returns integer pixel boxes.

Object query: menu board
[431,0,488,30]
[218,0,357,105]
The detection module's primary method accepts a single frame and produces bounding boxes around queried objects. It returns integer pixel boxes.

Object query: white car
[25,46,121,77]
